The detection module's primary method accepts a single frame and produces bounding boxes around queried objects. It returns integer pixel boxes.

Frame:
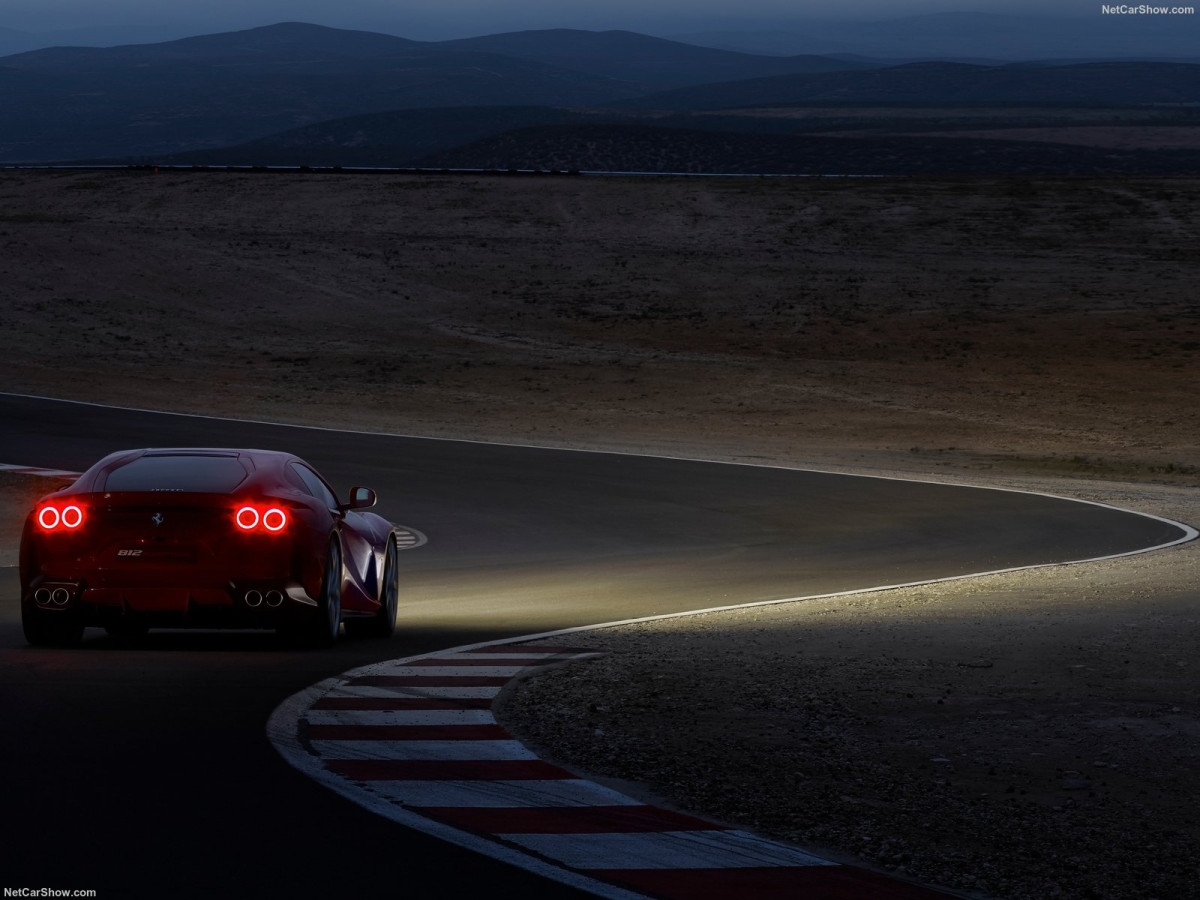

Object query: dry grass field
[717,106,1200,152]
[1,169,1198,480]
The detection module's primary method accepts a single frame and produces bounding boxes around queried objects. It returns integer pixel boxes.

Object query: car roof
[136,448,294,460]
[63,448,313,495]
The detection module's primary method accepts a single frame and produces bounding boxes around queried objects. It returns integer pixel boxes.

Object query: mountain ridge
[433,28,865,87]
[5,22,1200,164]
[0,23,645,161]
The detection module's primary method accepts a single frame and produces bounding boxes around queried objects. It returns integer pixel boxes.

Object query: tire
[22,604,84,647]
[346,537,398,639]
[308,537,343,648]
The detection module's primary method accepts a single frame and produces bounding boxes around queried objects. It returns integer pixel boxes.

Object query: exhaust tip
[245,589,263,608]
[50,588,70,606]
[265,590,283,608]
[34,588,52,605]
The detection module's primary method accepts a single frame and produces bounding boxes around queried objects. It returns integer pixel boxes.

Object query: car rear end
[21,450,320,637]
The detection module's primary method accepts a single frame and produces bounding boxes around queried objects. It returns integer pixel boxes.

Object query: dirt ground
[2,170,1199,478]
[1,170,1197,899]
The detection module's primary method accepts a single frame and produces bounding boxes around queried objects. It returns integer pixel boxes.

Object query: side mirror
[344,486,377,510]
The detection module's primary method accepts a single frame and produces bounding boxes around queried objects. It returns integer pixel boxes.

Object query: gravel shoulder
[495,471,1199,900]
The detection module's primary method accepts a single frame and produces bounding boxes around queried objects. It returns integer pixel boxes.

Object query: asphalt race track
[0,393,1188,899]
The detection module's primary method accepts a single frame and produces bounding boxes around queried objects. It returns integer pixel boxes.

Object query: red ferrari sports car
[20,448,401,647]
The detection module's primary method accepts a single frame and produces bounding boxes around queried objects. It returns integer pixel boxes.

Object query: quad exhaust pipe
[34,585,75,607]
[243,589,284,608]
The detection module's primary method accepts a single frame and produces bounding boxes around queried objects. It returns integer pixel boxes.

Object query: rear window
[103,454,249,493]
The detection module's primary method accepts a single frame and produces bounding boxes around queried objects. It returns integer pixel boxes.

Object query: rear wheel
[308,537,342,648]
[23,604,84,647]
[346,537,398,639]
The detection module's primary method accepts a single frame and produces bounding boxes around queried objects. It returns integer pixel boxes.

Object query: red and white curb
[268,644,956,900]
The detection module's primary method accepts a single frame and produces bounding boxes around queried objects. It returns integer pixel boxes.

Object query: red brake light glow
[235,505,287,533]
[37,504,84,531]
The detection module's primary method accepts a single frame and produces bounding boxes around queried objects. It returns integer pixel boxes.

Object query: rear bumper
[24,578,319,629]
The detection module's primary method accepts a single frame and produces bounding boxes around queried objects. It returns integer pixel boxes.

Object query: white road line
[497,830,837,870]
[366,778,644,809]
[322,685,503,700]
[309,739,536,761]
[306,709,497,726]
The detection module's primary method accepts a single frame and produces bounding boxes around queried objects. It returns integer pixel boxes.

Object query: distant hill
[411,122,1200,176]
[80,94,1200,174]
[619,61,1200,110]
[434,29,864,88]
[143,104,894,168]
[0,23,208,56]
[5,20,420,67]
[151,106,612,167]
[7,22,1200,164]
[669,12,1200,60]
[0,22,640,162]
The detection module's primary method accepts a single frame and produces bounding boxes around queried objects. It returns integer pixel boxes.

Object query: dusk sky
[4,1,1106,41]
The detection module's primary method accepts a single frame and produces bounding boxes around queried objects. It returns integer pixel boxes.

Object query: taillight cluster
[235,505,288,533]
[37,504,84,531]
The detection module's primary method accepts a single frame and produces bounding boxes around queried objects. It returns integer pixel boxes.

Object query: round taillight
[263,508,287,532]
[38,506,61,530]
[235,506,259,530]
[62,505,83,529]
